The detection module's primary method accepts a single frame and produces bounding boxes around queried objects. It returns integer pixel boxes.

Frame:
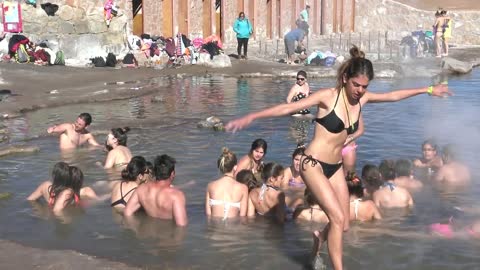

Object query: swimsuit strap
[259,184,268,201]
[383,182,395,191]
[301,154,320,171]
[352,198,361,220]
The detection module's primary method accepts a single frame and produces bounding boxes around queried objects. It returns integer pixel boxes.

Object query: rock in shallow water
[197,116,224,131]
[441,57,473,74]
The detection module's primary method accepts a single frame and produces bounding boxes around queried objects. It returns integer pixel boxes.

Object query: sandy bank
[0,239,140,270]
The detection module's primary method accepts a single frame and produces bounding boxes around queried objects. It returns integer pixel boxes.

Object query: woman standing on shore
[233,12,253,60]
[225,46,450,270]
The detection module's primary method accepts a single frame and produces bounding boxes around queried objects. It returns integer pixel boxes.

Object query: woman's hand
[431,84,452,97]
[225,114,254,133]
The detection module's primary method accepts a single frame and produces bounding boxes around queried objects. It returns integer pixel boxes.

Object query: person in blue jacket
[233,12,253,60]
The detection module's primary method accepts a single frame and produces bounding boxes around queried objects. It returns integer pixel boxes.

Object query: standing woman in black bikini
[225,46,450,270]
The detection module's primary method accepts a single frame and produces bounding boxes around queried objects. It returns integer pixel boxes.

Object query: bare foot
[311,231,326,270]
[311,230,324,257]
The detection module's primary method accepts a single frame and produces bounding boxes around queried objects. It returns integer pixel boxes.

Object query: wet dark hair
[111,127,130,146]
[336,46,374,91]
[217,147,237,174]
[238,11,245,18]
[48,162,71,200]
[441,10,447,15]
[362,164,383,189]
[121,156,147,181]
[306,4,310,8]
[236,169,259,192]
[69,166,84,199]
[346,171,364,198]
[304,189,318,206]
[261,162,284,184]
[422,139,438,152]
[395,159,412,177]
[78,113,92,126]
[153,154,176,180]
[145,160,154,179]
[297,70,307,79]
[379,159,396,181]
[292,146,305,159]
[249,138,268,155]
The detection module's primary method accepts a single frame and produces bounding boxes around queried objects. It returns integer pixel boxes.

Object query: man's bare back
[124,155,188,226]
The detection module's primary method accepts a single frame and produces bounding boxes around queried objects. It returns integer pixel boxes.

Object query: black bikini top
[314,90,361,135]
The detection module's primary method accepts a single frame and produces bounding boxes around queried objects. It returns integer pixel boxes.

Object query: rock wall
[356,0,480,45]
[19,0,132,61]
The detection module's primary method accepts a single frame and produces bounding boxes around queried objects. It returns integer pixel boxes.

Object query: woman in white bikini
[205,148,249,220]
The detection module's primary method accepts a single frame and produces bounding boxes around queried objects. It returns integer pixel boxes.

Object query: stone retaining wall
[17,0,132,61]
[356,0,480,45]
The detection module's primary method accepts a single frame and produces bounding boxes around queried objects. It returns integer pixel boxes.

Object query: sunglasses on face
[296,77,305,81]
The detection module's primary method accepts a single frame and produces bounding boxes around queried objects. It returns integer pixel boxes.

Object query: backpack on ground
[105,52,117,67]
[54,50,65,65]
[15,44,30,63]
[91,57,106,67]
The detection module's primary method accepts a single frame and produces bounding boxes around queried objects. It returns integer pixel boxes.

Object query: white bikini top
[351,198,362,220]
[209,198,241,220]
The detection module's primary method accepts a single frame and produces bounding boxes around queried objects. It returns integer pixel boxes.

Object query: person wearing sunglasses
[286,70,312,116]
[225,46,450,270]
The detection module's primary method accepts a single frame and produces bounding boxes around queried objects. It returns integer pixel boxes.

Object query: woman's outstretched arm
[365,84,451,103]
[226,88,331,132]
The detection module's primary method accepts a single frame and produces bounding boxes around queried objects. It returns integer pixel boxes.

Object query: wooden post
[377,31,380,60]
[359,32,362,50]
[351,0,355,32]
[339,33,342,51]
[348,32,351,49]
[368,31,371,52]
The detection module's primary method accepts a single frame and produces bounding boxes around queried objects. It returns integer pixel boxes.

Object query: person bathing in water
[248,162,287,223]
[27,162,99,213]
[111,156,149,212]
[236,138,268,183]
[205,148,249,220]
[99,127,133,169]
[225,46,450,269]
[47,113,100,150]
[286,70,312,116]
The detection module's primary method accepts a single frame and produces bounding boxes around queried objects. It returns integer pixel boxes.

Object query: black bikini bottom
[301,153,343,179]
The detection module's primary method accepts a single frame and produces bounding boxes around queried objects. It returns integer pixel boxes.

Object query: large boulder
[197,53,232,68]
[441,57,473,74]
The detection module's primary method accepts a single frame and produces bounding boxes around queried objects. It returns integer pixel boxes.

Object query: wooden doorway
[162,0,173,37]
[132,0,143,36]
[276,0,281,38]
[215,0,223,39]
[237,0,244,13]
[267,0,272,39]
[203,0,212,37]
[178,0,188,34]
[313,0,319,35]
[248,0,255,39]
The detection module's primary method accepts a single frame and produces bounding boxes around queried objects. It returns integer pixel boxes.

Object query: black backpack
[91,57,106,67]
[106,52,117,67]
[122,53,136,65]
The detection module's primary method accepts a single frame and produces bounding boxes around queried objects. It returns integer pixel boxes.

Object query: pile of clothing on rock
[306,50,337,67]
[0,34,65,66]
[400,30,434,58]
[92,33,226,69]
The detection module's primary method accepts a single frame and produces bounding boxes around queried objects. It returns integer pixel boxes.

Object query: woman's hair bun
[349,46,365,59]
[122,127,130,133]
